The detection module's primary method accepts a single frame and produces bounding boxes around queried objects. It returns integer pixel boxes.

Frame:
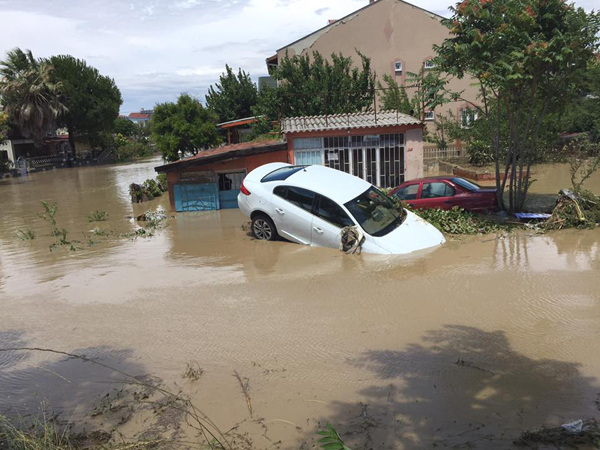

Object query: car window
[285,186,316,212]
[344,187,405,237]
[315,195,354,228]
[273,185,287,198]
[261,166,306,182]
[421,182,454,199]
[395,184,419,200]
[452,178,481,191]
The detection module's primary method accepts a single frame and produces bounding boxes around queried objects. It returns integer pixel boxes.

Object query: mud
[1,161,600,449]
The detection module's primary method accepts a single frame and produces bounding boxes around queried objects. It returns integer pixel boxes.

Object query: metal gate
[173,183,219,211]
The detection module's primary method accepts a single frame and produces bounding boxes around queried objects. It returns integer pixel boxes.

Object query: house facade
[155,111,424,212]
[268,0,478,139]
[128,109,153,127]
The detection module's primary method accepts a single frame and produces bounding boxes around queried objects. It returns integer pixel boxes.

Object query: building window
[424,111,435,121]
[394,61,403,73]
[424,59,437,69]
[461,109,478,128]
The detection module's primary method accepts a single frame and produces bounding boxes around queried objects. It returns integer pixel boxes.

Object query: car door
[311,195,356,249]
[393,182,420,207]
[417,181,456,210]
[271,185,316,245]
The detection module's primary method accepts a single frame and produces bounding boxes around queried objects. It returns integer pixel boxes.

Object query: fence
[26,155,64,168]
[423,146,464,160]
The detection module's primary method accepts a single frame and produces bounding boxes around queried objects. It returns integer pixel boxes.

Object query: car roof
[286,165,371,203]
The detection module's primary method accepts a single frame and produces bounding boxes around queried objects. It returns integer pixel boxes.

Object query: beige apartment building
[267,0,480,144]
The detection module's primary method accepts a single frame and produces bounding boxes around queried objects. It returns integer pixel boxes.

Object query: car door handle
[313,227,323,234]
[275,208,285,215]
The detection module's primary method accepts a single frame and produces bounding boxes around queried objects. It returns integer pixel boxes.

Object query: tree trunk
[67,124,76,161]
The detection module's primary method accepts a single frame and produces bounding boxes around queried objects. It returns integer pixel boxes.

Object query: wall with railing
[423,146,465,160]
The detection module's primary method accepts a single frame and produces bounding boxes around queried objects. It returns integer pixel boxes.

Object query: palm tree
[0,48,66,142]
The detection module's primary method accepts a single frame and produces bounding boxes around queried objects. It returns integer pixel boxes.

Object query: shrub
[87,210,108,222]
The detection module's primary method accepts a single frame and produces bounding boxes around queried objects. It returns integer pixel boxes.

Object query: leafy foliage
[568,138,600,193]
[48,55,122,152]
[411,206,505,235]
[206,65,258,123]
[269,51,376,118]
[87,210,109,222]
[0,48,66,142]
[435,0,600,212]
[377,74,411,113]
[405,67,454,122]
[316,423,351,450]
[112,116,137,137]
[0,110,8,140]
[151,94,221,162]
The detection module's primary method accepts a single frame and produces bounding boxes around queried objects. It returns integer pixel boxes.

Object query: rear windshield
[261,166,306,182]
[452,178,481,191]
[344,187,405,237]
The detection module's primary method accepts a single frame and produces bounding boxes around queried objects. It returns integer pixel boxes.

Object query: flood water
[1,160,600,449]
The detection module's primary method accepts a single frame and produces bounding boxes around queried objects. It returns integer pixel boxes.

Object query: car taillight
[240,181,251,196]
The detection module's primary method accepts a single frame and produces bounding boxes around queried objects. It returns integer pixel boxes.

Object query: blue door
[173,183,220,211]
[218,190,240,209]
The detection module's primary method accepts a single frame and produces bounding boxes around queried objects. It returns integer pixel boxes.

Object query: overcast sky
[0,0,596,113]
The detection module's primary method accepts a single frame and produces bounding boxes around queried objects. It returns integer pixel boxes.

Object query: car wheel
[252,214,277,241]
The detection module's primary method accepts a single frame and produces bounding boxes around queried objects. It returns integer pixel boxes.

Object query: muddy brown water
[1,160,600,449]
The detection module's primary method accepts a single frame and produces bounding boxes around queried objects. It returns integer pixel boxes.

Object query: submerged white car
[238,163,445,255]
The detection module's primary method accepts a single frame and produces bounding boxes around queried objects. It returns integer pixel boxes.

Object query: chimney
[370,0,376,3]
[328,19,336,24]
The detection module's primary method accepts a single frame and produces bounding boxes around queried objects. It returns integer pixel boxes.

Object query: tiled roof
[155,139,287,172]
[129,113,152,119]
[281,111,421,133]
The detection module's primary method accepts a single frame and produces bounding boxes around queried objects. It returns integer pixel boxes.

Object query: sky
[0,0,596,114]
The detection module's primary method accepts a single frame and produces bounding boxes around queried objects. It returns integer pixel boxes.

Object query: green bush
[157,173,167,192]
[87,210,109,222]
[412,206,505,235]
[142,179,162,198]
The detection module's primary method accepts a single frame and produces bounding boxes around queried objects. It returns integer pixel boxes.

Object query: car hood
[367,210,445,254]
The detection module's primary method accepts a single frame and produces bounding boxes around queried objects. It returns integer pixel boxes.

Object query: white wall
[405,128,424,180]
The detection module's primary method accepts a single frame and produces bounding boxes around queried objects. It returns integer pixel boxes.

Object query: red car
[389,177,498,212]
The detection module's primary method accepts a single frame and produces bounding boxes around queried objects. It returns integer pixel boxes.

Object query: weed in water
[91,227,109,237]
[15,228,35,240]
[38,201,58,227]
[182,361,204,381]
[87,210,109,222]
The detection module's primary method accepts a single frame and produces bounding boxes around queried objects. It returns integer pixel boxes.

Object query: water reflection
[493,230,599,272]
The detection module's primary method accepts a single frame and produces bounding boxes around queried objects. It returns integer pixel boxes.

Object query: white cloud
[0,0,596,113]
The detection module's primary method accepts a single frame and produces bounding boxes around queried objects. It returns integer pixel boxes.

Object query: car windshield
[452,177,481,191]
[344,187,405,237]
[261,166,306,182]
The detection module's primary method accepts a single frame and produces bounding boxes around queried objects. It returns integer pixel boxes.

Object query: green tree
[0,110,8,140]
[151,94,221,162]
[557,61,600,142]
[271,50,376,117]
[436,0,600,212]
[377,74,411,113]
[48,55,122,155]
[206,65,258,123]
[0,48,66,142]
[113,116,137,137]
[405,67,453,122]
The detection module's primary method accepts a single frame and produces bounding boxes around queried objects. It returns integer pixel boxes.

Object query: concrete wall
[405,127,424,180]
[276,0,478,138]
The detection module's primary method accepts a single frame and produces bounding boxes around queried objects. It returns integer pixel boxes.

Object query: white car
[237,163,445,255]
